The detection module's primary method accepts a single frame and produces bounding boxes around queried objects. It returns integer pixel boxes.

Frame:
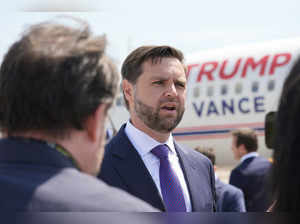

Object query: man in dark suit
[229,128,272,211]
[195,147,246,212]
[99,46,216,212]
[0,18,157,212]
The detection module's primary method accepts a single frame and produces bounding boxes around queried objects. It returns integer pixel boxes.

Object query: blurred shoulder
[50,169,158,211]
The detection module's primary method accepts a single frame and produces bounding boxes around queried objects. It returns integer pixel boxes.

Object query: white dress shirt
[240,152,259,163]
[125,121,192,212]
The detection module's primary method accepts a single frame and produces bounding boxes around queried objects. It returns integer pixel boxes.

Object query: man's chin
[159,109,178,117]
[156,128,173,134]
[157,121,178,133]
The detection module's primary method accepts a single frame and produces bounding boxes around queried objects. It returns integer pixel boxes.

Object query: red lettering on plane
[196,61,218,82]
[241,55,269,78]
[187,52,293,82]
[220,58,242,80]
[186,64,199,79]
[269,53,291,75]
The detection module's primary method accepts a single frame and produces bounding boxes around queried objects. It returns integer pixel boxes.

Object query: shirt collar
[125,121,176,157]
[214,172,218,181]
[240,152,259,163]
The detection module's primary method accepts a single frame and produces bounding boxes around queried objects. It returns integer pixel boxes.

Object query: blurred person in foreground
[195,146,246,212]
[269,56,300,211]
[0,17,157,211]
[229,128,272,211]
[99,45,216,212]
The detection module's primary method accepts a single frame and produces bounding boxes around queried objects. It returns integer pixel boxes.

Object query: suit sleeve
[226,188,246,212]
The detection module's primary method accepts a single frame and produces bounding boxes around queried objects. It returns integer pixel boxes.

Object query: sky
[1,0,300,67]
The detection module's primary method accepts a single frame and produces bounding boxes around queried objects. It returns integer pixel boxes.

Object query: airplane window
[235,83,242,94]
[207,86,214,97]
[193,86,200,98]
[268,80,275,91]
[221,84,228,95]
[252,81,259,93]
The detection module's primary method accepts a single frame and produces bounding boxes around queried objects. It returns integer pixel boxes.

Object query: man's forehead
[143,57,184,67]
[141,58,185,77]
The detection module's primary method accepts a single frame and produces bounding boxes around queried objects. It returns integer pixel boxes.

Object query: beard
[134,94,185,133]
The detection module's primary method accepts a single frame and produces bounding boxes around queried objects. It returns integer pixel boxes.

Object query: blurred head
[271,56,300,211]
[0,17,120,175]
[231,128,258,160]
[194,146,216,166]
[121,46,187,136]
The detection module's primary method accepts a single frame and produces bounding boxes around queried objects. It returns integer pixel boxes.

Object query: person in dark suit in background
[195,146,246,212]
[99,45,216,212]
[229,128,272,211]
[0,17,157,212]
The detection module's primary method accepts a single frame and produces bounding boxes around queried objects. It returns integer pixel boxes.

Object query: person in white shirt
[229,128,272,211]
[98,45,216,212]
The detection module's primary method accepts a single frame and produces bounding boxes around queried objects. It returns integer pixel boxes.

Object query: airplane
[108,37,300,166]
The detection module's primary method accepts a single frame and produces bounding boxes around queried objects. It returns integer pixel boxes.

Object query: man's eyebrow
[176,78,187,83]
[177,78,186,82]
[150,77,168,81]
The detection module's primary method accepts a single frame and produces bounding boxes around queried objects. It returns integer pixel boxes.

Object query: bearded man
[98,46,216,212]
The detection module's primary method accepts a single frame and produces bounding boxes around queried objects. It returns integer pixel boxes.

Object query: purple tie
[151,144,187,212]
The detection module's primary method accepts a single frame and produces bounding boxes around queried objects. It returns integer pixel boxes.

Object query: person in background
[195,146,246,212]
[229,128,272,211]
[105,128,114,143]
[99,45,216,212]
[0,17,157,212]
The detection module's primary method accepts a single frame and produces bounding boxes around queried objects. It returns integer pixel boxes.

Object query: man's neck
[130,119,170,143]
[7,131,93,175]
[8,131,60,145]
[240,151,259,163]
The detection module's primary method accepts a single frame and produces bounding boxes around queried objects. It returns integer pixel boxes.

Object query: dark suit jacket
[215,178,246,212]
[229,156,272,212]
[0,138,157,211]
[98,124,216,211]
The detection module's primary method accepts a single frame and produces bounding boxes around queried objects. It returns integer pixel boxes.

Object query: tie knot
[151,144,169,160]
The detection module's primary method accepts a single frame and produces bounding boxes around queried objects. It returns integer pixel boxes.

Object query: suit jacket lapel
[174,142,209,211]
[110,125,165,211]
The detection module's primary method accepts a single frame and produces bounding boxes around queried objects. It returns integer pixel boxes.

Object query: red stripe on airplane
[174,122,264,133]
[174,131,265,141]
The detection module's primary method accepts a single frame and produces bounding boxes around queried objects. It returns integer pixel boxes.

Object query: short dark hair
[194,146,216,165]
[0,18,119,138]
[231,128,258,152]
[121,45,186,108]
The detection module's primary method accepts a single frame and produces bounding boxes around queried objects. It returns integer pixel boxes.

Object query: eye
[153,80,164,85]
[175,82,186,88]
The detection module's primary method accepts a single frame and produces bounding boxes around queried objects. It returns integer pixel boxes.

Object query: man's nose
[164,83,177,97]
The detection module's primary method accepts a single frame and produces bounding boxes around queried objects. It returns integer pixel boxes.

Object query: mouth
[160,103,178,113]
[161,106,176,111]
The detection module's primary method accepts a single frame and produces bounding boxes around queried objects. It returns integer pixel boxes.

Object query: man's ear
[85,104,108,142]
[122,79,133,105]
[238,144,248,156]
